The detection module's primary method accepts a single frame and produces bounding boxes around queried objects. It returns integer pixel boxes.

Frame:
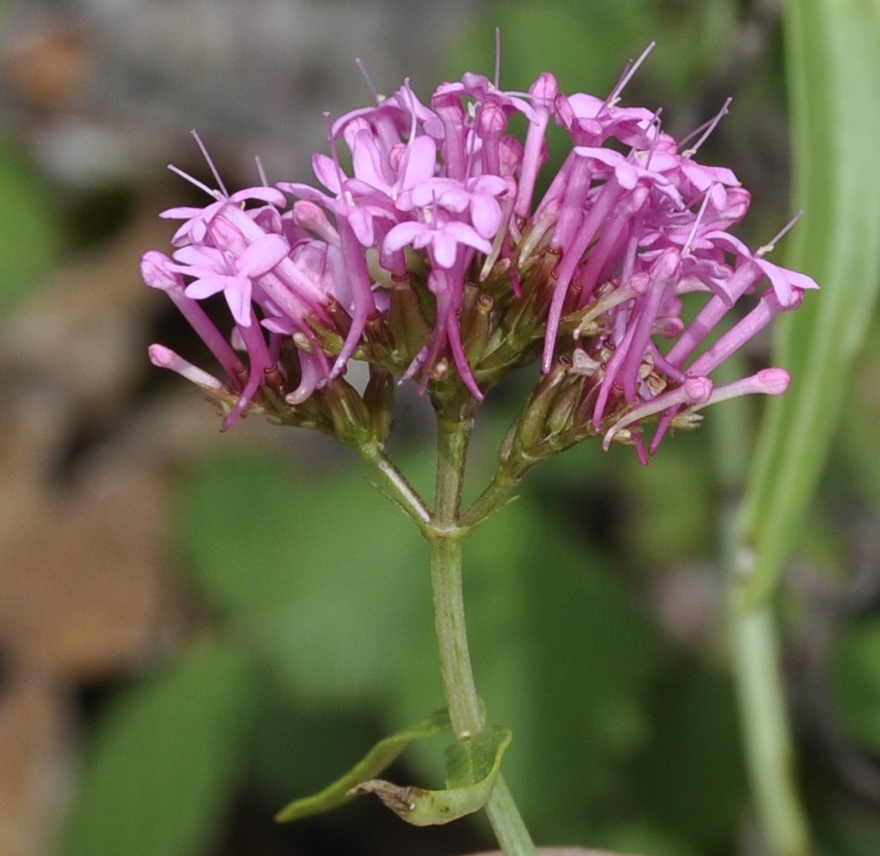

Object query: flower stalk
[424,414,537,856]
[356,439,432,528]
[429,416,482,738]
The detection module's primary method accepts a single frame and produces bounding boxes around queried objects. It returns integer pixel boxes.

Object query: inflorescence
[142,51,817,462]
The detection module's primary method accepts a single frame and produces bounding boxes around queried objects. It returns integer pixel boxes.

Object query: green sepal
[349,726,512,827]
[274,708,451,822]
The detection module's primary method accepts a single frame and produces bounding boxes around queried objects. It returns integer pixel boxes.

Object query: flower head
[143,56,817,456]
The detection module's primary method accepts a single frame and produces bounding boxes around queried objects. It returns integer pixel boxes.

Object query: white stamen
[190,129,229,197]
[680,97,732,158]
[167,163,219,200]
[682,185,717,255]
[355,57,382,103]
[606,41,656,108]
[255,155,269,187]
[757,211,804,257]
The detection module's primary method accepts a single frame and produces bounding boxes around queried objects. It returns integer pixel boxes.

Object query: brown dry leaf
[0,194,220,856]
[0,23,94,113]
[0,200,172,421]
[0,202,197,682]
[0,671,72,856]
[0,451,183,682]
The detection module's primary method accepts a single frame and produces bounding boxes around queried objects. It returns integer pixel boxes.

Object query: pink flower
[172,231,289,327]
[143,57,817,456]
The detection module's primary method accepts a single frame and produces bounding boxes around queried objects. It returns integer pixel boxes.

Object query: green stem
[711,360,813,856]
[484,777,539,856]
[427,416,538,856]
[357,439,432,528]
[460,460,527,530]
[430,528,484,735]
[730,589,813,856]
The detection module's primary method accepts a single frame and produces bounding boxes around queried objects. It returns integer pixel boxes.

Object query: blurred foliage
[442,0,736,98]
[180,452,430,708]
[55,0,880,855]
[62,643,255,856]
[737,0,880,607]
[832,618,880,755]
[0,137,63,312]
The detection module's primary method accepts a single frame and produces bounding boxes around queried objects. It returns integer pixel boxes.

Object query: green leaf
[61,643,254,856]
[349,726,512,827]
[815,796,880,856]
[275,708,451,822]
[180,452,428,704]
[444,726,508,788]
[737,0,880,606]
[633,667,748,849]
[831,618,880,753]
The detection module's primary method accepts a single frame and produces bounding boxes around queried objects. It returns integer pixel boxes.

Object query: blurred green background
[1,2,879,856]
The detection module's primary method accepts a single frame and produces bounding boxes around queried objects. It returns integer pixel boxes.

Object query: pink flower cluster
[142,62,817,458]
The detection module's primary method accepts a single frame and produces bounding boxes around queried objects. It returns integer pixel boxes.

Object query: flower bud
[363,367,395,442]
[323,377,372,446]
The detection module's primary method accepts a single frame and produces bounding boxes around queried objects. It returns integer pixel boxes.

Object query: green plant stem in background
[731,598,812,856]
[710,413,816,852]
[424,416,538,856]
[710,360,813,856]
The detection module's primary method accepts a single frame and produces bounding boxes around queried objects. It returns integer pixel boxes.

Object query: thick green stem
[730,590,813,856]
[433,416,472,526]
[711,361,813,856]
[430,529,484,736]
[427,416,538,856]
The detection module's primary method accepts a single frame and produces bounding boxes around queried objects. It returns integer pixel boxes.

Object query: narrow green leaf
[737,0,880,606]
[349,727,512,827]
[274,708,450,822]
[61,644,254,856]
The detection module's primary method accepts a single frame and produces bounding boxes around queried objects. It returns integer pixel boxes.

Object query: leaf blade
[274,708,451,822]
[737,0,880,605]
[349,726,513,827]
[61,644,254,856]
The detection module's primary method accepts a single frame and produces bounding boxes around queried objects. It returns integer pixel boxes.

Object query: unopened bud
[387,278,431,367]
[363,367,395,442]
[462,293,494,364]
[324,378,371,446]
[512,358,570,454]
